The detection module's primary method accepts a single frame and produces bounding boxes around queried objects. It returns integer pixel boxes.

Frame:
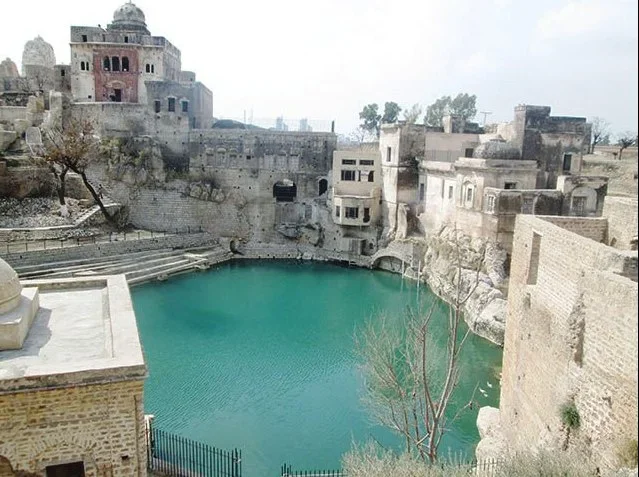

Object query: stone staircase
[15,246,233,286]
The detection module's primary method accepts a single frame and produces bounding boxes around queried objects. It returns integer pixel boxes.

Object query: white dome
[0,257,22,314]
[111,2,148,32]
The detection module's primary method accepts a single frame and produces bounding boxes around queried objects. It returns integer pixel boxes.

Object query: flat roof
[0,275,146,394]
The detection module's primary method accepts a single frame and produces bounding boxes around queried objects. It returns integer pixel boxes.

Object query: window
[154,100,161,113]
[572,196,586,215]
[145,64,150,73]
[527,232,542,285]
[486,195,496,213]
[386,147,392,162]
[81,34,87,42]
[122,57,129,72]
[151,64,155,73]
[103,56,110,71]
[448,185,454,199]
[522,197,534,214]
[111,56,120,71]
[340,170,356,181]
[419,183,425,201]
[168,97,176,112]
[504,182,517,190]
[360,159,374,166]
[124,35,129,43]
[563,154,572,172]
[335,205,340,217]
[341,159,356,165]
[465,186,474,204]
[102,34,106,41]
[80,61,85,71]
[367,171,374,182]
[464,148,474,158]
[181,100,189,113]
[113,89,122,102]
[363,207,371,223]
[60,69,65,77]
[345,207,359,219]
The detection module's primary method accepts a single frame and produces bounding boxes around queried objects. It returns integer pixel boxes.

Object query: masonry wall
[0,380,146,477]
[603,196,638,250]
[500,215,638,468]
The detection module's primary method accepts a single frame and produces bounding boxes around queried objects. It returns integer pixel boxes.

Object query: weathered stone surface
[0,130,17,151]
[0,58,19,78]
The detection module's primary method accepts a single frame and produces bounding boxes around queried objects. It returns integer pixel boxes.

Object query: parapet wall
[603,196,638,250]
[500,214,638,468]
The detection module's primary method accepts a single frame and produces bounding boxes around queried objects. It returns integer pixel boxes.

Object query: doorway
[46,462,86,477]
[114,88,122,102]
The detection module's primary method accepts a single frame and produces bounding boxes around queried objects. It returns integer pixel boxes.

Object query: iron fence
[280,458,503,477]
[147,427,241,477]
[0,226,204,256]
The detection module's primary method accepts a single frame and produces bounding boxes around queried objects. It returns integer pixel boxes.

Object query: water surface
[132,260,501,475]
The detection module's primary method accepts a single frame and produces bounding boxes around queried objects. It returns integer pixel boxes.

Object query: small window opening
[360,159,374,165]
[81,34,88,42]
[168,97,176,112]
[124,35,129,43]
[345,207,359,219]
[111,56,120,71]
[363,207,371,223]
[335,205,341,217]
[368,171,374,182]
[181,100,189,113]
[563,154,572,172]
[151,64,155,73]
[113,88,122,102]
[61,69,65,77]
[419,183,425,201]
[448,185,454,199]
[319,178,328,196]
[464,148,474,158]
[122,57,129,72]
[527,232,542,285]
[340,170,356,181]
[386,146,392,162]
[341,159,356,165]
[103,57,110,71]
[145,64,150,73]
[154,100,161,113]
[273,181,297,202]
[504,182,517,190]
[80,61,85,71]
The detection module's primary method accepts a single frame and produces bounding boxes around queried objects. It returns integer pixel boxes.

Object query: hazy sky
[1,0,637,135]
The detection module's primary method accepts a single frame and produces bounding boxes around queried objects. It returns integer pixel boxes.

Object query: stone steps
[127,258,212,286]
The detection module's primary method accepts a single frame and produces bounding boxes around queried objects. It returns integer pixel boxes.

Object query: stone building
[477,214,638,469]
[402,105,608,252]
[331,150,382,229]
[68,2,212,127]
[0,258,147,476]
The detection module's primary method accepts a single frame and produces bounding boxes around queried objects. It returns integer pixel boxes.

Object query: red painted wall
[93,48,139,103]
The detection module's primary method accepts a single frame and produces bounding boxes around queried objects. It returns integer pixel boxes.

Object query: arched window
[111,56,120,72]
[103,57,110,71]
[80,61,85,71]
[167,97,176,112]
[151,64,155,73]
[318,178,328,196]
[463,182,475,208]
[122,57,129,72]
[145,64,150,73]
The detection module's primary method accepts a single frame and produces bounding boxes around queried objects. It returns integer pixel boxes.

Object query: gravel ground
[0,197,90,228]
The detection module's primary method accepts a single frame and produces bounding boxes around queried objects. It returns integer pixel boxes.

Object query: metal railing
[281,465,345,477]
[147,427,242,477]
[0,227,204,256]
[281,458,503,477]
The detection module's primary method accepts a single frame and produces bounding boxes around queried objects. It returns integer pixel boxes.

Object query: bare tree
[403,104,423,124]
[616,132,636,160]
[350,126,373,145]
[589,117,610,153]
[42,118,116,224]
[357,231,484,463]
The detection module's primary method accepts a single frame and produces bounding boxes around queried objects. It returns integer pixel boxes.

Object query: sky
[1,0,637,135]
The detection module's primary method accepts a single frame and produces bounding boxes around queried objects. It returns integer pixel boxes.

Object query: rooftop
[0,275,146,393]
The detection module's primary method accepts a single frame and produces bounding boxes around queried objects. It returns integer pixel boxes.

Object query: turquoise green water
[132,260,502,476]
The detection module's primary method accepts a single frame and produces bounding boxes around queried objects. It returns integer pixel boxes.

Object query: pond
[132,260,502,475]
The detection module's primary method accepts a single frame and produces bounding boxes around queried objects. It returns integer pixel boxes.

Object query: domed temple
[68,1,212,127]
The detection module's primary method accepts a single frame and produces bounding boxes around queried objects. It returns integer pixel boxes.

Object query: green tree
[359,102,402,137]
[382,102,402,125]
[359,103,382,137]
[424,94,477,127]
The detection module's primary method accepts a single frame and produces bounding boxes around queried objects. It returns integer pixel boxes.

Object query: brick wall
[0,380,146,477]
[603,196,638,250]
[500,215,638,468]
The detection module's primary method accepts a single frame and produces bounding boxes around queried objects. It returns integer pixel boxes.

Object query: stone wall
[0,380,146,477]
[1,232,217,267]
[603,196,638,250]
[499,214,638,468]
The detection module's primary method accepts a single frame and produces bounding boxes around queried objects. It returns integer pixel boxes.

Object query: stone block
[0,287,40,350]
[0,130,17,151]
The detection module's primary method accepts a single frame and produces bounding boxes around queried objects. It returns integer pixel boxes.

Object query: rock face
[421,226,508,345]
[475,406,508,462]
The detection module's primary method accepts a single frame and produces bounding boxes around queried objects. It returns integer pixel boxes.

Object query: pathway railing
[281,465,345,477]
[147,427,241,477]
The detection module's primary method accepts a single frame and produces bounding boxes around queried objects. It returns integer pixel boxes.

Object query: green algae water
[132,260,502,475]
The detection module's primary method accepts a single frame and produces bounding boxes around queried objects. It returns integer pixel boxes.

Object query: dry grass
[582,147,638,197]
